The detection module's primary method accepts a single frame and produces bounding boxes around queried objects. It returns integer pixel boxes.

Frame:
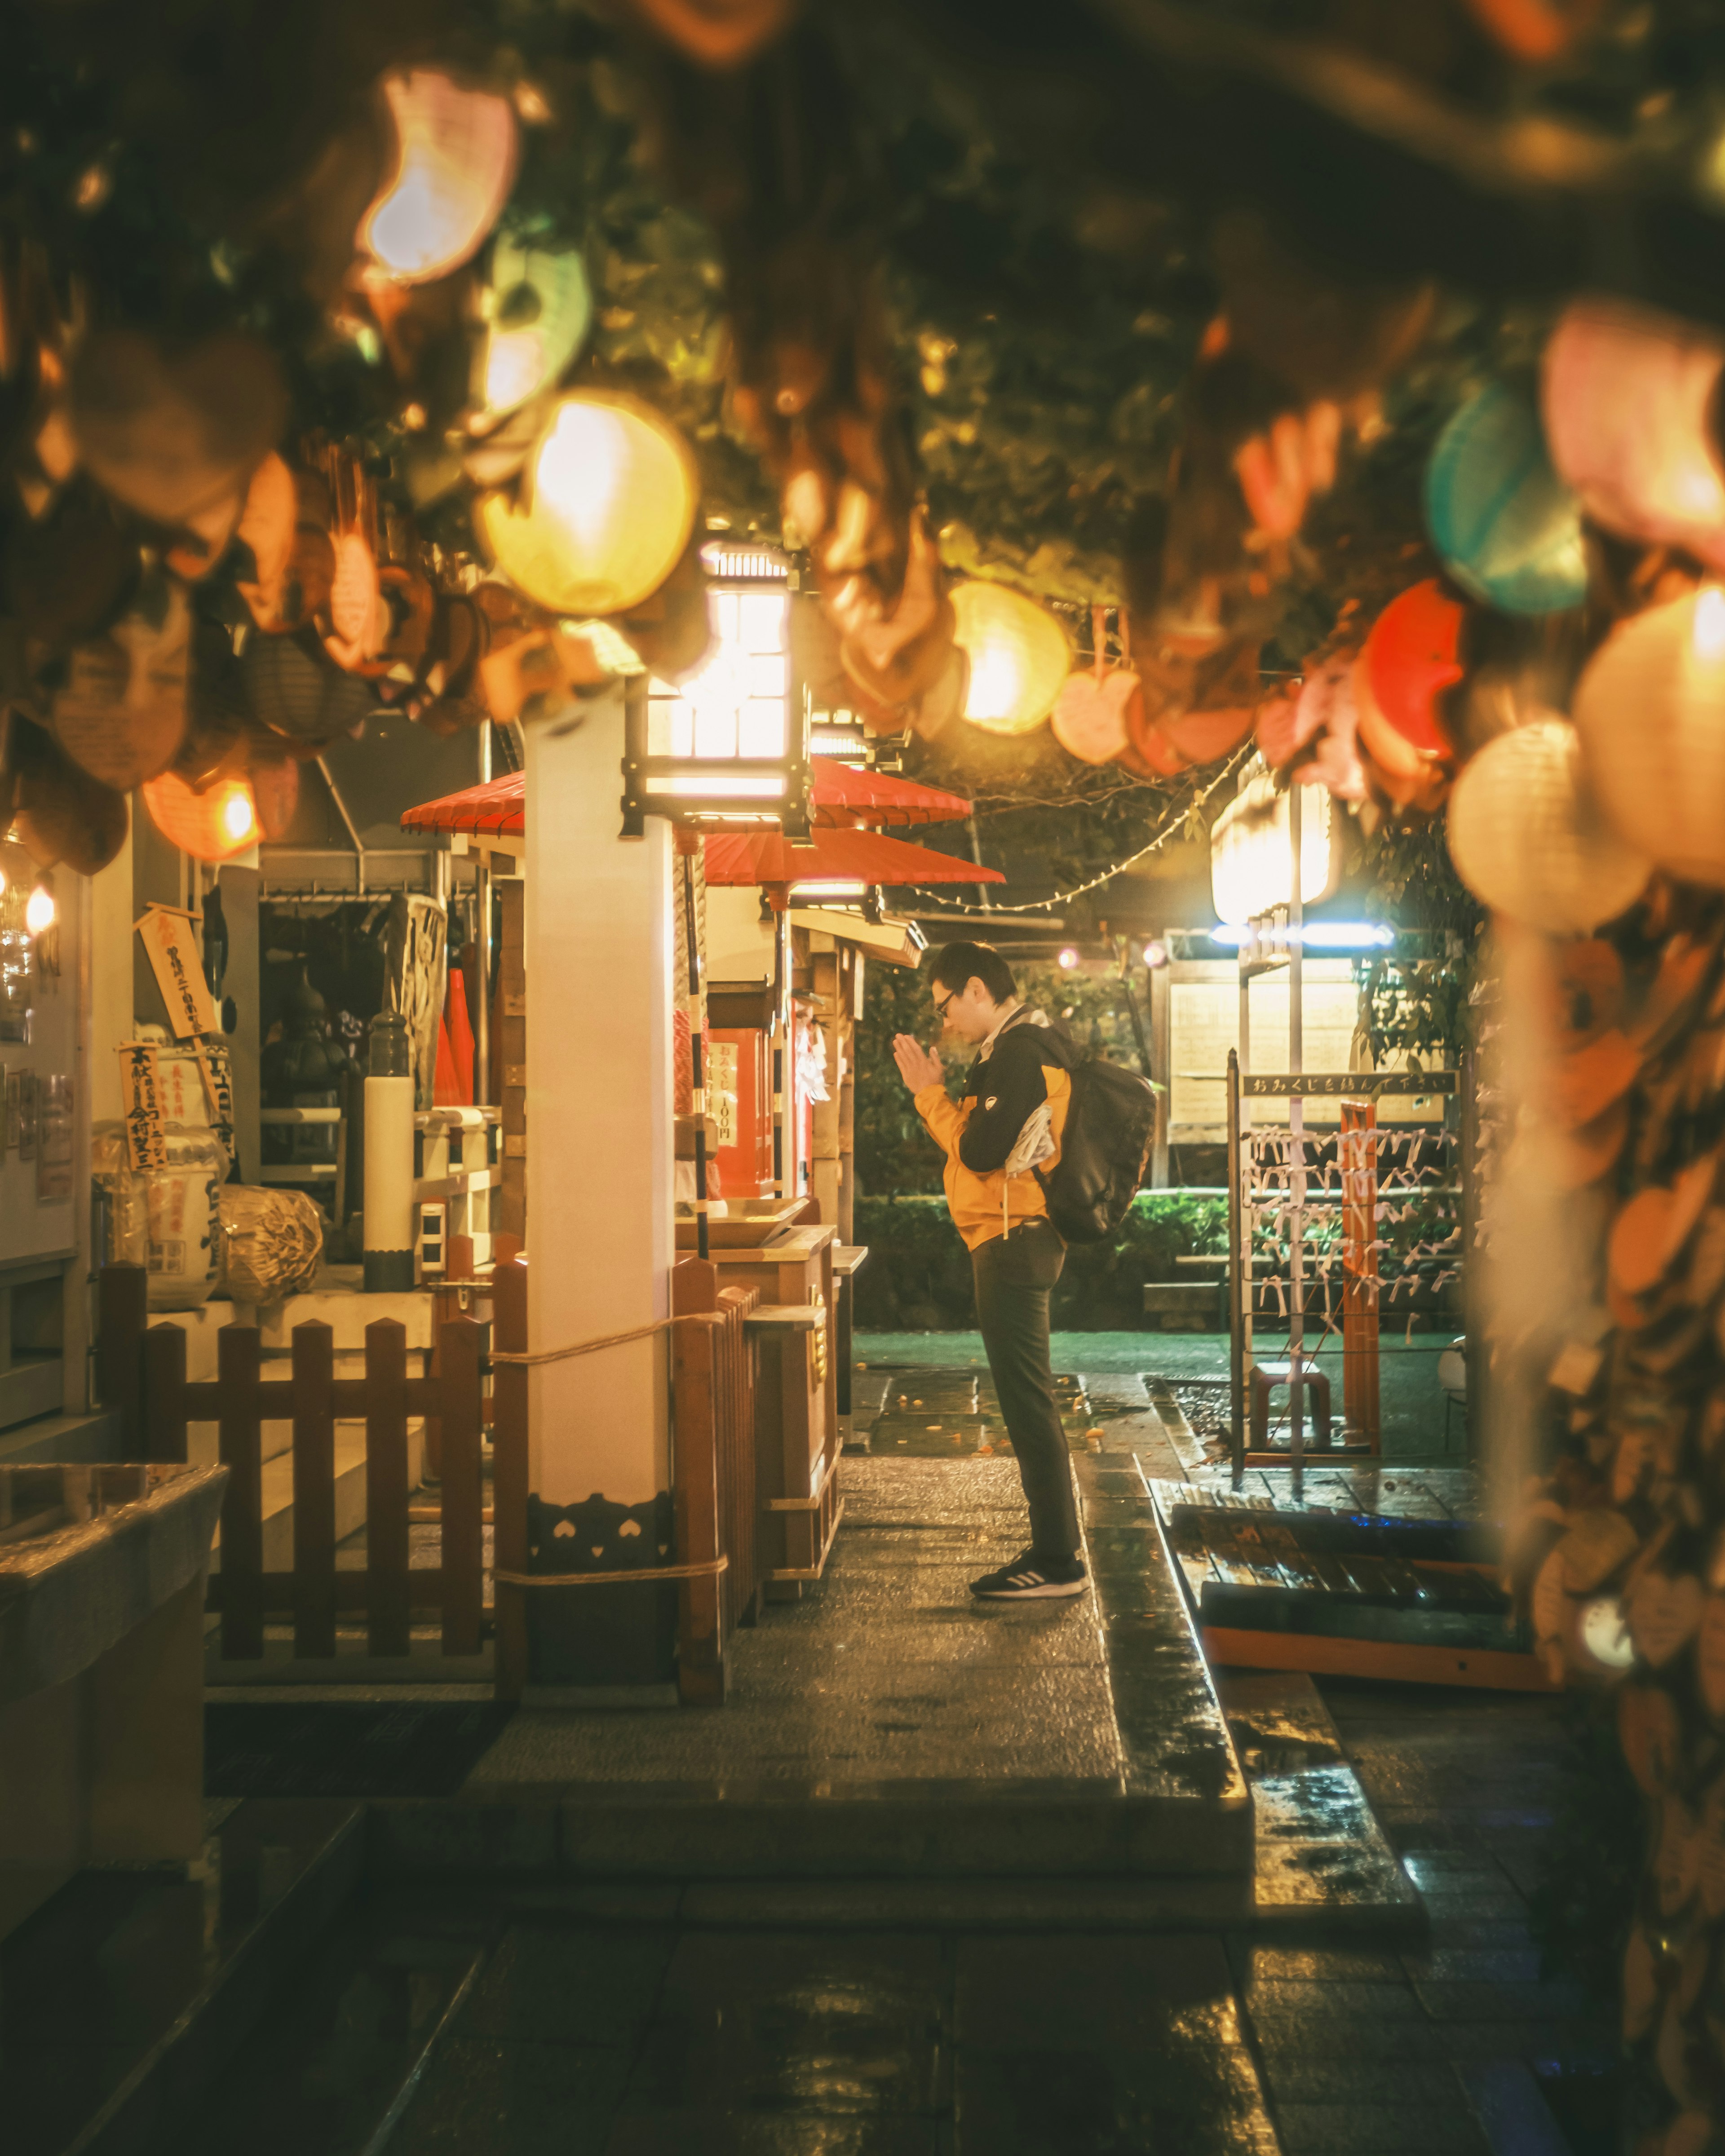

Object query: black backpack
[1036,1056,1157,1244]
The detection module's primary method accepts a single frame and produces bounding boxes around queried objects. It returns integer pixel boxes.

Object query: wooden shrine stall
[394,758,1002,1700]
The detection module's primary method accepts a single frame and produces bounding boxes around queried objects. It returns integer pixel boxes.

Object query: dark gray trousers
[972,1218,1081,1560]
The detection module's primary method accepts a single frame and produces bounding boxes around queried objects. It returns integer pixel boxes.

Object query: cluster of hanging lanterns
[0,62,720,872]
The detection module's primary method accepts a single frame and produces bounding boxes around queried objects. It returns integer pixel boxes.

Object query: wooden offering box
[709,1224,839,1595]
[674,1197,805,1251]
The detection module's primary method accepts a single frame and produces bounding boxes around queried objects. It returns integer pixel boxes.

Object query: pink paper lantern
[1542,299,1725,570]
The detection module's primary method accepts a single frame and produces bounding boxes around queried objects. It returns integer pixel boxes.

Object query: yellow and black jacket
[914,1007,1080,1252]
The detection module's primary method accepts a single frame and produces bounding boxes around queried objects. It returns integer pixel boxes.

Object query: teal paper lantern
[1424,383,1587,616]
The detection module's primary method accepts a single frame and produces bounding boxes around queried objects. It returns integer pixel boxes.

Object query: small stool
[1249,1360,1332,1452]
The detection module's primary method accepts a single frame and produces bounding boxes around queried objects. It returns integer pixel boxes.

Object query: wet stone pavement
[373,1361,1617,2154]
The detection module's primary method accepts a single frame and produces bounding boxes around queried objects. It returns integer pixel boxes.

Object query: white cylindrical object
[364,1074,417,1291]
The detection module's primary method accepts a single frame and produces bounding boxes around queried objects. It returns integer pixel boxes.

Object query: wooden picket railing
[97,1253,772,1704]
[97,1264,487,1666]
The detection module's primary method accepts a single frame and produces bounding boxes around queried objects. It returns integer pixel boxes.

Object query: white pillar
[524,690,672,1517]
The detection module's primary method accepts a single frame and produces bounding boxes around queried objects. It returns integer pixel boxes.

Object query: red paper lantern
[1360,580,1466,756]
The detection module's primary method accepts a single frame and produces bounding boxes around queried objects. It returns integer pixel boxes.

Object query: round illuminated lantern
[1573,588,1725,884]
[1542,300,1725,571]
[1446,718,1650,933]
[951,583,1071,736]
[142,771,261,863]
[1360,580,1466,756]
[1424,384,1586,616]
[478,392,699,619]
[359,71,519,285]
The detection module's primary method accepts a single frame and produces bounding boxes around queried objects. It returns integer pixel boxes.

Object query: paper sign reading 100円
[136,906,216,1039]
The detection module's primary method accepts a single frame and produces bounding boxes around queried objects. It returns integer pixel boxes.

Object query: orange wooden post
[292,1321,337,1660]
[364,1318,410,1656]
[438,1315,484,1658]
[217,1324,265,1660]
[1341,1100,1381,1452]
[491,1255,530,1698]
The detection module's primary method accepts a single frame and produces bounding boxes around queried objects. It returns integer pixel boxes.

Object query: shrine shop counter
[710,1224,840,1596]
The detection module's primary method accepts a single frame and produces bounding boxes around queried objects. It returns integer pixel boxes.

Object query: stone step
[2,1799,364,2156]
[374,1445,1253,1883]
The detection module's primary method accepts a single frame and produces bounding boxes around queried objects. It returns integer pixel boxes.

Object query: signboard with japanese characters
[136,905,216,1040]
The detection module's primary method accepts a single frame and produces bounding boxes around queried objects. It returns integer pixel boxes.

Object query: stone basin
[0,1461,226,1939]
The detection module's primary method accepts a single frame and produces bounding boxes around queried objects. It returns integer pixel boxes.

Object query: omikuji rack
[1225,1063,1462,1479]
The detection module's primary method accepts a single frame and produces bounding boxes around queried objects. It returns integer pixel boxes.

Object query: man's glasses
[933,989,956,1021]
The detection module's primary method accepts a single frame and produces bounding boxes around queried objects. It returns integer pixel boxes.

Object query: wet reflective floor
[386,1920,1279,2155]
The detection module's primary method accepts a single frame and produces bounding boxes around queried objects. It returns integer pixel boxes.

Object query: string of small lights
[914,749,1252,915]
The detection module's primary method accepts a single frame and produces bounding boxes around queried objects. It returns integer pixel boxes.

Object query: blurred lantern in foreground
[360,71,519,284]
[1358,580,1467,757]
[473,235,592,428]
[23,881,56,936]
[142,771,261,863]
[1542,299,1725,570]
[951,582,1071,735]
[1574,588,1725,884]
[478,392,698,618]
[1210,764,1340,925]
[1447,717,1649,933]
[1424,384,1586,616]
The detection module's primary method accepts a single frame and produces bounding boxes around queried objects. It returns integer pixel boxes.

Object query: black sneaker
[969,1549,1088,1600]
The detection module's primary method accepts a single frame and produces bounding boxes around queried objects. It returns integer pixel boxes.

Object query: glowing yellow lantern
[142,771,261,863]
[951,582,1071,735]
[477,392,699,618]
[359,71,519,285]
[1573,587,1725,885]
[1446,717,1650,933]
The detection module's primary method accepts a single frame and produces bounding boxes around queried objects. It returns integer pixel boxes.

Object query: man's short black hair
[930,941,1017,1004]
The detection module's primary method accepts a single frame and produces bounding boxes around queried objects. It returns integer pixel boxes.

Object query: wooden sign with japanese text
[119,1041,168,1171]
[135,905,215,1039]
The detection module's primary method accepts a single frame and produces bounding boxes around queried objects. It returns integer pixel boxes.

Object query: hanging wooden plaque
[135,905,216,1039]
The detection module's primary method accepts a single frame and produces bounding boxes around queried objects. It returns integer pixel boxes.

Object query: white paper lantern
[1447,717,1650,932]
[360,71,519,285]
[1573,589,1725,885]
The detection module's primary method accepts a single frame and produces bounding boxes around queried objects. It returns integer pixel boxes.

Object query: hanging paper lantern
[1446,718,1649,933]
[69,330,288,529]
[1360,580,1466,756]
[951,583,1071,736]
[244,633,378,743]
[477,392,699,618]
[142,771,261,863]
[473,236,593,429]
[1542,300,1725,570]
[1572,588,1725,885]
[1053,663,1141,763]
[1424,384,1586,617]
[359,71,519,285]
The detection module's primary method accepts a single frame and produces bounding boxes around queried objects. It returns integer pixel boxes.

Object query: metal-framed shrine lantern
[621,546,810,839]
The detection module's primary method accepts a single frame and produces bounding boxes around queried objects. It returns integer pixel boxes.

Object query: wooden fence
[97,1264,487,1665]
[97,1253,778,1702]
